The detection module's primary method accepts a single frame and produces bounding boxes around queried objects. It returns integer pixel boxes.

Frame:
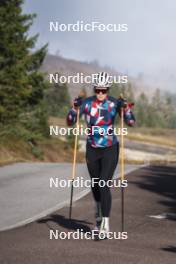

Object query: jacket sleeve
[116,100,135,126]
[66,98,90,126]
[123,104,135,126]
[67,108,77,126]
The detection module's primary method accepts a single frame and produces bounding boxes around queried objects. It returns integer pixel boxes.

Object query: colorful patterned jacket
[67,95,135,148]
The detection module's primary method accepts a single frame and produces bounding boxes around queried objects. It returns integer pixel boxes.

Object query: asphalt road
[0,162,141,231]
[0,165,176,264]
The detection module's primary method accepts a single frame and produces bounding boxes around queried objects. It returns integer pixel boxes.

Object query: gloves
[124,103,135,126]
[118,96,135,126]
[73,96,83,108]
[118,97,128,109]
[127,102,135,109]
[118,95,134,110]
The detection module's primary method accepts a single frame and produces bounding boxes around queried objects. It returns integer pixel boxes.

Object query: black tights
[86,143,119,217]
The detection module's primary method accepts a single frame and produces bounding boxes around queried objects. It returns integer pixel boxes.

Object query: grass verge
[0,137,85,166]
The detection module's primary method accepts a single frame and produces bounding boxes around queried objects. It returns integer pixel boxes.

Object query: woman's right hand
[73,96,83,108]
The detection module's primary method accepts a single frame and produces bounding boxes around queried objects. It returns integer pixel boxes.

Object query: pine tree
[135,92,149,127]
[46,73,70,117]
[0,0,48,125]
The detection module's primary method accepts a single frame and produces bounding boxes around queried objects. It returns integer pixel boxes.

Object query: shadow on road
[161,246,176,253]
[132,165,176,253]
[37,214,92,233]
[132,165,176,217]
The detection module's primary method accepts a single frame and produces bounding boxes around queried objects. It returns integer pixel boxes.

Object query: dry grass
[0,138,85,166]
[38,138,85,163]
[126,127,176,148]
[49,116,67,127]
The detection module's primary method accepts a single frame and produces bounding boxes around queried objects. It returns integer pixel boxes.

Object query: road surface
[0,165,176,264]
[0,162,141,231]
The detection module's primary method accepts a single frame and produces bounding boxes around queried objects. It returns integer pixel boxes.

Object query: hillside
[41,54,153,100]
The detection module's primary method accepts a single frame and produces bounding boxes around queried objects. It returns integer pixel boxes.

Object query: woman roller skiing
[67,72,135,238]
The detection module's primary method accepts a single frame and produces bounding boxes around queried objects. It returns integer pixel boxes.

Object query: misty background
[0,0,176,165]
[23,0,176,92]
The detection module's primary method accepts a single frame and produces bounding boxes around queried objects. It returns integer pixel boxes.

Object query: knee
[99,184,110,196]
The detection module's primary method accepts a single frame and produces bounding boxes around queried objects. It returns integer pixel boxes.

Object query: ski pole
[120,105,125,232]
[69,107,80,220]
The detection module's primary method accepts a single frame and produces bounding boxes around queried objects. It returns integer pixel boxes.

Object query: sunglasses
[95,89,108,94]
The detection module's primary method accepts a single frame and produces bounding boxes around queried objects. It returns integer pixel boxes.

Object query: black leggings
[86,143,119,217]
